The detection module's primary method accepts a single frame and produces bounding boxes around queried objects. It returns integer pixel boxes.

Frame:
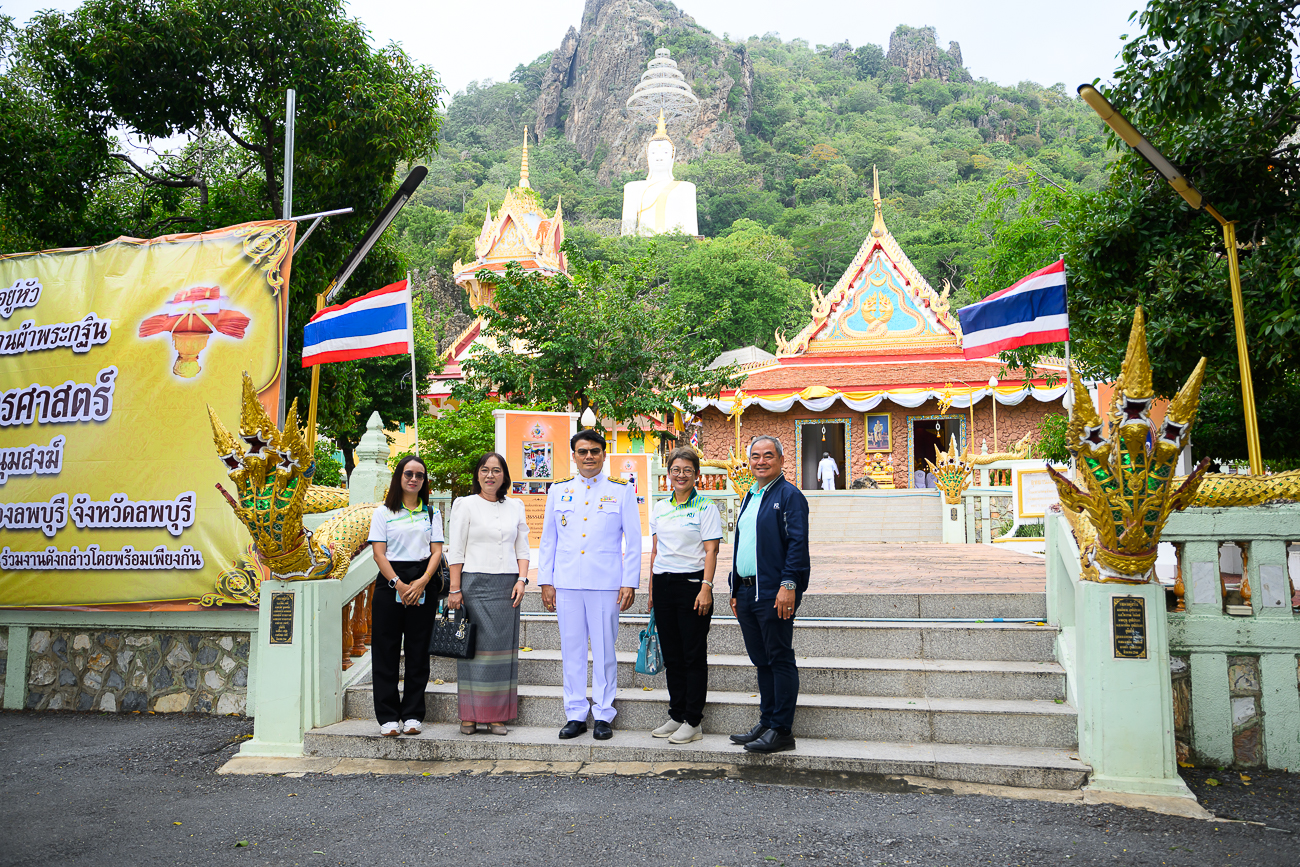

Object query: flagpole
[407,273,419,456]
[305,291,326,449]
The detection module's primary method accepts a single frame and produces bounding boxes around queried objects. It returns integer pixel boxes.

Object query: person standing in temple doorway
[729,435,810,753]
[817,451,839,491]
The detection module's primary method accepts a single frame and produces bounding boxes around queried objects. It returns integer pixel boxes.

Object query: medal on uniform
[561,515,567,526]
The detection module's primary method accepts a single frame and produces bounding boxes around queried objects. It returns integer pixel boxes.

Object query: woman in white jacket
[445,452,530,735]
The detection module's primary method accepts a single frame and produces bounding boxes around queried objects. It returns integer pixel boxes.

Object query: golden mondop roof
[452,129,568,309]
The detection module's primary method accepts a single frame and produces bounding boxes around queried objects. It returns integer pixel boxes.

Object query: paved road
[1,712,1295,866]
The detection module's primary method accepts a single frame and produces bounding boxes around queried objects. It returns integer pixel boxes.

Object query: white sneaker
[402,719,422,735]
[379,721,400,737]
[668,722,703,744]
[652,719,679,738]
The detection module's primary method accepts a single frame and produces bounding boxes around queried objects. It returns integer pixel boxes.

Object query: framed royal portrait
[864,413,892,452]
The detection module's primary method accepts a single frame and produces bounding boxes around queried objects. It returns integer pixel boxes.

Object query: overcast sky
[5,0,1142,100]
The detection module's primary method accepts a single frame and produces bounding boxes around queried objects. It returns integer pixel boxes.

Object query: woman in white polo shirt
[368,455,444,738]
[647,446,723,744]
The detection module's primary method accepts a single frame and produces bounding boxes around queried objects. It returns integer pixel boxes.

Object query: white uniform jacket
[537,472,642,591]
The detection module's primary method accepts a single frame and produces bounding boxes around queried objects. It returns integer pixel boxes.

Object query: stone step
[413,650,1065,700]
[517,592,1047,620]
[343,682,1078,748]
[509,615,1058,661]
[305,720,1090,791]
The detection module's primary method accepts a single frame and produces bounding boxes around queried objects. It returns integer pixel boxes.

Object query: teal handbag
[635,609,664,676]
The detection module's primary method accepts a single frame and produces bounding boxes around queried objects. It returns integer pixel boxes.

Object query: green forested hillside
[395,29,1113,352]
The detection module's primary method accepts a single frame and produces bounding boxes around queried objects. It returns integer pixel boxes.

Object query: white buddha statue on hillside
[621,111,698,237]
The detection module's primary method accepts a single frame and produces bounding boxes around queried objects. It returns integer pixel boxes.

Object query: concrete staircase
[804,491,943,543]
[306,591,1087,791]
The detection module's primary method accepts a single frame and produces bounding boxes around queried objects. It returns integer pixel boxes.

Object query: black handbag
[429,602,477,659]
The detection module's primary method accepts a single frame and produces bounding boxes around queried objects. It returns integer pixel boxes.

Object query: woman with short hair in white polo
[647,446,723,744]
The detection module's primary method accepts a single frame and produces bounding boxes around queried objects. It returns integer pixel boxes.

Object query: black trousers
[735,589,801,735]
[371,559,439,725]
[652,570,712,727]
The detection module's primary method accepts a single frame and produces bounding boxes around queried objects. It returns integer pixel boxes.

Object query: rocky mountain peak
[531,0,752,183]
[885,25,970,84]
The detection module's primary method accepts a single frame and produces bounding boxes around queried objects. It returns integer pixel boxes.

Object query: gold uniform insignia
[561,515,567,526]
[609,478,629,485]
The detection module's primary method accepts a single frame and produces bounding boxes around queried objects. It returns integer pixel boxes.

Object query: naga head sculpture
[1047,308,1209,582]
[926,434,972,505]
[208,373,331,581]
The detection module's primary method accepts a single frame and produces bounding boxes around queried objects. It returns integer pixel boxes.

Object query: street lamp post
[1078,85,1263,475]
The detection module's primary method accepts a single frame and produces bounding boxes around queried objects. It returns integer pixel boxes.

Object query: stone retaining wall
[1172,651,1300,768]
[24,628,250,715]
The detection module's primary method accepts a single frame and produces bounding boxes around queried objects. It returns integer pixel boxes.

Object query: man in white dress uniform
[538,429,642,740]
[817,452,840,491]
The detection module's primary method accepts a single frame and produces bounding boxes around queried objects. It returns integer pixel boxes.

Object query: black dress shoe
[744,728,796,753]
[729,723,768,745]
[593,720,613,740]
[558,720,588,739]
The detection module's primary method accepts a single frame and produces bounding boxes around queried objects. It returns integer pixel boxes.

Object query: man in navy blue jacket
[728,435,810,753]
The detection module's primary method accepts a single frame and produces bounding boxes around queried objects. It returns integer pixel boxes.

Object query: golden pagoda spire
[871,164,887,238]
[519,127,532,189]
[651,109,671,142]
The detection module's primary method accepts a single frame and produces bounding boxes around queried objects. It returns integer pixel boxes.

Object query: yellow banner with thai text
[0,221,293,606]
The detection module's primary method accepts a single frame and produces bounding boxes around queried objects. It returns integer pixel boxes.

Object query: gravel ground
[1,711,1296,867]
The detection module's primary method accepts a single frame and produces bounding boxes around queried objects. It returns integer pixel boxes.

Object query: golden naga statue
[970,431,1034,465]
[208,373,374,584]
[925,434,973,505]
[1047,309,1210,582]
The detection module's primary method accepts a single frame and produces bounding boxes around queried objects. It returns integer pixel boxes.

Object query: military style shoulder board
[609,478,629,485]
[554,476,573,484]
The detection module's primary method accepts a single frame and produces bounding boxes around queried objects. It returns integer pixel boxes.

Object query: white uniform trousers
[555,588,621,723]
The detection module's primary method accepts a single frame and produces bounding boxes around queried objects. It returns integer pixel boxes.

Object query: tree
[0,16,115,251]
[453,250,744,433]
[1066,0,1300,463]
[964,166,1074,378]
[393,401,497,498]
[11,0,444,463]
[668,221,811,351]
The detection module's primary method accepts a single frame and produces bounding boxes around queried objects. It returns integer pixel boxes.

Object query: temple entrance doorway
[910,416,962,488]
[797,420,848,490]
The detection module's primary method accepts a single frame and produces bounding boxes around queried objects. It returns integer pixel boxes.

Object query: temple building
[694,172,1068,490]
[429,132,569,408]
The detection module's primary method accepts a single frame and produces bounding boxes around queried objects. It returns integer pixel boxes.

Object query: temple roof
[775,168,962,358]
[452,129,568,308]
[707,345,777,370]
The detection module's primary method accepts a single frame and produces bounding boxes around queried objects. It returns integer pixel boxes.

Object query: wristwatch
[517,577,529,585]
[779,580,797,591]
[387,577,397,589]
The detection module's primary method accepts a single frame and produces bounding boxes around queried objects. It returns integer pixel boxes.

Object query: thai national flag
[958,260,1069,359]
[302,280,412,367]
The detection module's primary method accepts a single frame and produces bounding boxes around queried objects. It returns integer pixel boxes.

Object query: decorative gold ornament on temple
[1047,308,1209,583]
[925,435,973,505]
[937,383,955,416]
[206,372,373,586]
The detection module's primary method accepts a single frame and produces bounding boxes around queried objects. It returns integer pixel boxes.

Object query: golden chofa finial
[871,165,886,238]
[519,127,532,189]
[651,109,671,142]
